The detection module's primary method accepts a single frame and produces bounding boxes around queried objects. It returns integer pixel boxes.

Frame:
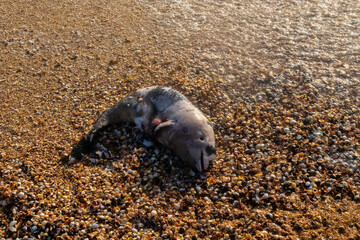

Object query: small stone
[262,193,269,199]
[142,140,153,147]
[151,210,158,217]
[10,220,17,227]
[174,203,180,210]
[256,143,265,149]
[290,120,297,125]
[31,225,37,233]
[18,192,25,198]
[92,223,99,229]
[198,219,207,225]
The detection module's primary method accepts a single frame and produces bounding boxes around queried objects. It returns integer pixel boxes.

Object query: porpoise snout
[195,147,216,172]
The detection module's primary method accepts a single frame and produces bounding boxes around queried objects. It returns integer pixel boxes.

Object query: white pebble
[10,220,17,227]
[290,119,297,125]
[255,143,264,149]
[151,210,158,217]
[92,223,99,229]
[174,203,180,210]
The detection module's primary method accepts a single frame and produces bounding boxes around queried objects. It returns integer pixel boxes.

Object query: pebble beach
[1,0,360,239]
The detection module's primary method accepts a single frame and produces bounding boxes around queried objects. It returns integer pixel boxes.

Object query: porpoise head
[155,117,216,172]
[183,126,216,172]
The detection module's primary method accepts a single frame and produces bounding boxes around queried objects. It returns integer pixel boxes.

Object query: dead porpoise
[68,86,216,172]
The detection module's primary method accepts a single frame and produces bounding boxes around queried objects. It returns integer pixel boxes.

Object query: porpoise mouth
[200,150,204,172]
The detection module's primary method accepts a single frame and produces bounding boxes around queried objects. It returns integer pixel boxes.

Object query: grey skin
[68,86,216,172]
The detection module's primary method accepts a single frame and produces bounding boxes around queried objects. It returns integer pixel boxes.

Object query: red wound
[152,118,162,125]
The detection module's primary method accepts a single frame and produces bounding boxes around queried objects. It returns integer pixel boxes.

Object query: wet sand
[0,0,359,239]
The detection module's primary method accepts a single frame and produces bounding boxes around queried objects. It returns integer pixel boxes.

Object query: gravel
[0,0,359,239]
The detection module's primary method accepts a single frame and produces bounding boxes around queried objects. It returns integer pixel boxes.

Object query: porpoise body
[68,86,216,172]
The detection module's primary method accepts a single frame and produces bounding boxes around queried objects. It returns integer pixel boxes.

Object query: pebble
[262,193,269,200]
[1,2,359,239]
[10,220,17,227]
[16,192,26,200]
[151,210,158,217]
[290,119,297,125]
[256,143,265,149]
[174,203,181,210]
[31,226,37,233]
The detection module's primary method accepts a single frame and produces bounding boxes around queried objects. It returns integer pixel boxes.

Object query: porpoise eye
[199,136,204,141]
[206,145,216,155]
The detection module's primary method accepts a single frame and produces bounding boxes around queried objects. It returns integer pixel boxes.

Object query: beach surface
[0,0,359,239]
